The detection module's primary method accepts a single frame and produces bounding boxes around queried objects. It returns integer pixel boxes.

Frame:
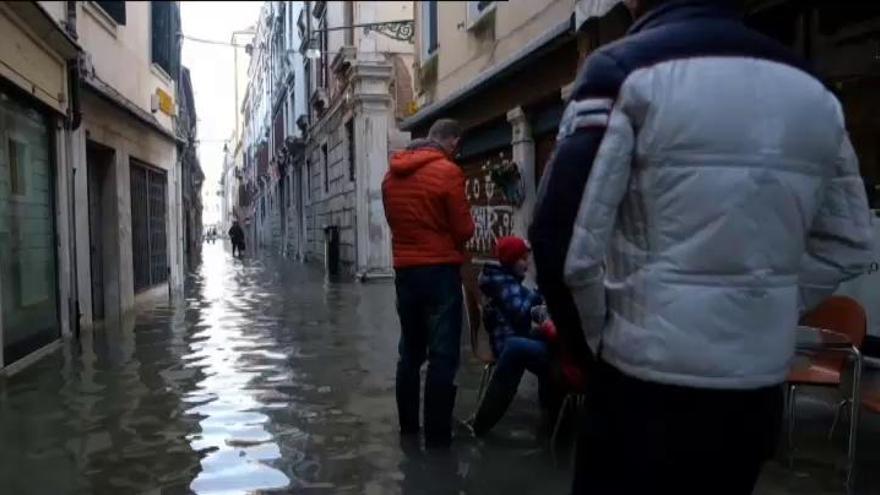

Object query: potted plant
[487,154,524,206]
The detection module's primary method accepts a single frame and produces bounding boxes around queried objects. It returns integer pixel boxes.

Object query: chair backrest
[801,296,868,349]
[461,262,494,363]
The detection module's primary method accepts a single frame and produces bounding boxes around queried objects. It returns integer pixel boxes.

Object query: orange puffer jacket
[383,141,475,269]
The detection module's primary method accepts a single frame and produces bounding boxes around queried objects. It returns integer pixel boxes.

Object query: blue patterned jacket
[479,263,544,358]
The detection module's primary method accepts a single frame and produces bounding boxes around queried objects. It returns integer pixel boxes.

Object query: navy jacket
[479,263,544,358]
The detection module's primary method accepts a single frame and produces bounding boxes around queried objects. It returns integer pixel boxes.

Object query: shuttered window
[150,1,180,78]
[95,1,126,25]
[130,161,168,292]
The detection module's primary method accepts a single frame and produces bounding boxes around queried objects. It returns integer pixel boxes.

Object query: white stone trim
[83,1,119,38]
[0,339,61,376]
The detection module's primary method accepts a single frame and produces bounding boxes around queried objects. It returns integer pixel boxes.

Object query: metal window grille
[130,161,168,292]
[346,120,355,182]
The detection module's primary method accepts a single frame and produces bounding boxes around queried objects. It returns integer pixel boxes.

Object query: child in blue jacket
[470,236,558,436]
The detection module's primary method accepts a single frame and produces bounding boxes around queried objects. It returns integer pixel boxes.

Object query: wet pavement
[1,242,879,494]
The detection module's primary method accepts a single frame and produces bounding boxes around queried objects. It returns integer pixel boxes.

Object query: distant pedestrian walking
[530,0,875,493]
[228,221,245,258]
[383,118,475,448]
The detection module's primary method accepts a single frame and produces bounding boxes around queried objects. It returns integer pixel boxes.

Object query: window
[420,1,439,61]
[466,0,495,29]
[315,8,329,89]
[346,120,355,182]
[7,138,26,196]
[322,142,329,193]
[288,91,296,135]
[151,1,179,77]
[306,160,312,200]
[130,161,168,292]
[94,1,126,24]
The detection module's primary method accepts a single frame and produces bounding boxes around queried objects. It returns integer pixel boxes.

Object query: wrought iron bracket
[310,20,415,44]
[362,20,414,44]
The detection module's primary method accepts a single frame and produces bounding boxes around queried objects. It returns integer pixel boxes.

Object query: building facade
[0,1,80,371]
[0,1,194,373]
[298,1,414,279]
[61,1,186,328]
[178,67,204,272]
[238,1,415,279]
[219,28,254,236]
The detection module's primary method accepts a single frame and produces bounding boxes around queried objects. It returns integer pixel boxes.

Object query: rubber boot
[424,383,457,448]
[396,374,421,435]
[471,373,520,436]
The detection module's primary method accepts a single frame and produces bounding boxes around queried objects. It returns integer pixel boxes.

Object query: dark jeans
[231,240,245,257]
[395,265,463,446]
[472,337,551,435]
[572,360,784,495]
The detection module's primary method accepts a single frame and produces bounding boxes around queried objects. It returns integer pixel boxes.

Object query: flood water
[0,243,568,495]
[3,242,879,494]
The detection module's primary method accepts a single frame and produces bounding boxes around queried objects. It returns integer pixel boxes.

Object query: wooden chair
[461,262,495,406]
[786,296,867,459]
[863,392,880,416]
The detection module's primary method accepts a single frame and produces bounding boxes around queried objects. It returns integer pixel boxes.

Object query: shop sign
[155,88,174,116]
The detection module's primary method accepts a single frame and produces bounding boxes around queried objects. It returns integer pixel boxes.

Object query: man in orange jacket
[383,119,475,448]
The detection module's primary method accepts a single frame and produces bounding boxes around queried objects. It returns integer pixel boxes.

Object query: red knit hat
[494,236,531,266]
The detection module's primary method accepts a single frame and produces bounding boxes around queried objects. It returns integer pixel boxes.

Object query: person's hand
[538,320,558,343]
[531,305,549,324]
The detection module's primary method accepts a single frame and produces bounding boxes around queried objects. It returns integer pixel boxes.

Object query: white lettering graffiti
[467,205,514,254]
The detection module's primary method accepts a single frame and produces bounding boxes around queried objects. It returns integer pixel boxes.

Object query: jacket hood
[389,139,449,176]
[478,263,523,298]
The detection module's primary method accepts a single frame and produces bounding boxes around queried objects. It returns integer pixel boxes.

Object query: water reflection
[185,245,289,493]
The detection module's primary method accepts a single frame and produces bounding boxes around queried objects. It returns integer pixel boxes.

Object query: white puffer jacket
[534,2,876,389]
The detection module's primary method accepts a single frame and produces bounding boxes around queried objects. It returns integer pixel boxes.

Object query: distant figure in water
[228,221,245,258]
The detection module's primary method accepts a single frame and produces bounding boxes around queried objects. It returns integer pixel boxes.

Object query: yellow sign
[406,100,419,117]
[156,88,174,116]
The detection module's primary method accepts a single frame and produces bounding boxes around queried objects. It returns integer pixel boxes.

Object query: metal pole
[233,41,239,137]
[847,345,862,493]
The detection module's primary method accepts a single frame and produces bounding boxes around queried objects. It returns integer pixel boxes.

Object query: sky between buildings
[181,1,263,227]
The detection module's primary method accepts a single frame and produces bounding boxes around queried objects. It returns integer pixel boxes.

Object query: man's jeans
[571,360,783,494]
[472,336,551,435]
[394,265,462,446]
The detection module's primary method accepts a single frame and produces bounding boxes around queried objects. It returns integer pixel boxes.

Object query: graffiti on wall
[463,150,515,257]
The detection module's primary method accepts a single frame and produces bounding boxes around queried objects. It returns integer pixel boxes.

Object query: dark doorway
[86,141,112,321]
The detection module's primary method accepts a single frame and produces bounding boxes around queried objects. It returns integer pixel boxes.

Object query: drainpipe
[65,0,78,40]
[66,0,82,338]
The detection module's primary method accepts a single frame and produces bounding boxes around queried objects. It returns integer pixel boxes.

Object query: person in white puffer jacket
[529,0,876,493]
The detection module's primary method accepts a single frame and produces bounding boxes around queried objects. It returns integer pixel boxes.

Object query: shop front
[0,2,79,371]
[0,85,61,367]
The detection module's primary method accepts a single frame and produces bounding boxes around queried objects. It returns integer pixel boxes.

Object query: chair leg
[829,398,851,441]
[552,395,573,467]
[570,394,586,470]
[476,363,493,406]
[787,384,797,468]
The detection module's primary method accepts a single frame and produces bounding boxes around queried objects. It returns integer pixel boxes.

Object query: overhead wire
[179,34,251,48]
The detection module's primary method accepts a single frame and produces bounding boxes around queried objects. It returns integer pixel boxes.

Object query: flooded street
[0,243,567,495]
[2,242,880,494]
